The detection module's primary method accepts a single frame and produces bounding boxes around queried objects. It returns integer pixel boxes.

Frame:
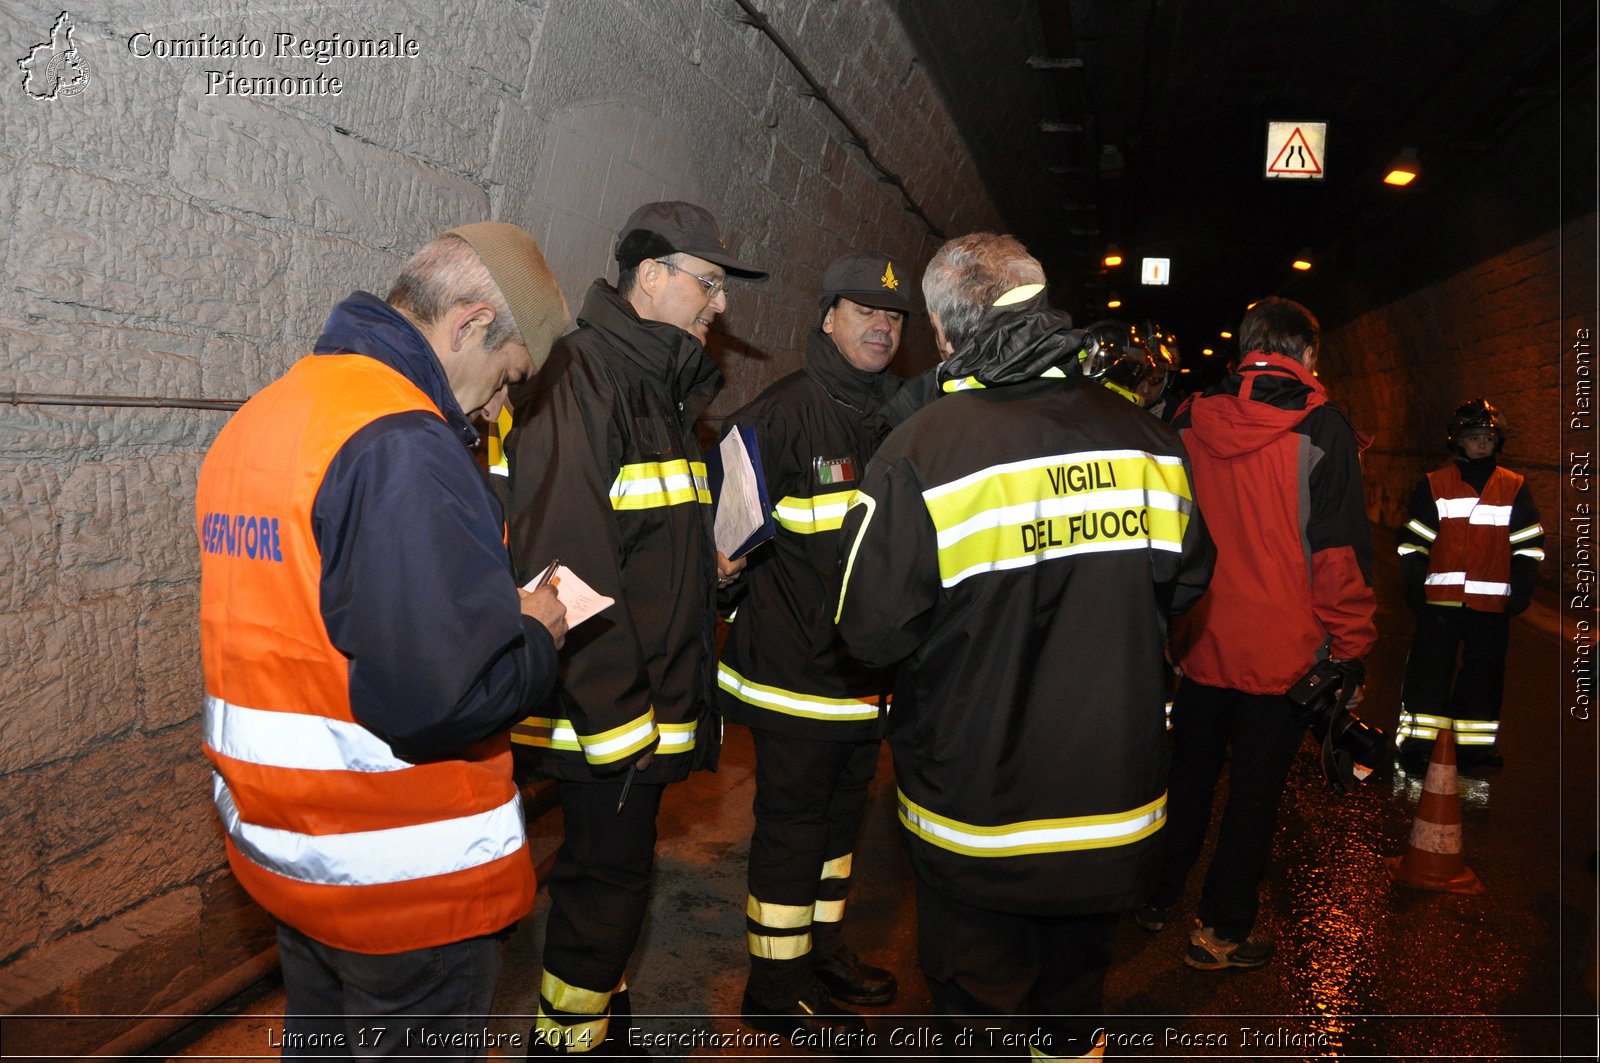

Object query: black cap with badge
[818,250,914,325]
[614,201,768,280]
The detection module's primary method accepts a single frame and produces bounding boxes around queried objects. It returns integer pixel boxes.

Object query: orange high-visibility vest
[197,354,535,954]
[1423,464,1522,612]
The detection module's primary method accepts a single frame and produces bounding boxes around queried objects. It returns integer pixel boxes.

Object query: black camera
[1288,659,1388,794]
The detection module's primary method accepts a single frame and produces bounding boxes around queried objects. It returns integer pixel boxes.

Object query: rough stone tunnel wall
[1321,212,1595,572]
[0,0,1001,1049]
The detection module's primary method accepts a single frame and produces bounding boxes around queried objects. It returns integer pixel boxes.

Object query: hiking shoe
[1133,904,1169,932]
[1184,924,1274,970]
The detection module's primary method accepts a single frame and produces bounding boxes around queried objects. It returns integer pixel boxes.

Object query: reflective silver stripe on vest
[205,695,409,772]
[1425,572,1509,598]
[1435,496,1511,525]
[213,773,524,886]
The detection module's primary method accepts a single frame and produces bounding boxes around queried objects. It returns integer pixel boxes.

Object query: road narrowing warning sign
[1265,121,1326,180]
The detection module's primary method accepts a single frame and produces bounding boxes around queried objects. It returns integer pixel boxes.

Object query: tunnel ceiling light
[1202,348,1215,356]
[1291,249,1313,271]
[1383,148,1420,186]
[1102,244,1124,268]
[1106,293,1123,309]
[1219,331,1233,339]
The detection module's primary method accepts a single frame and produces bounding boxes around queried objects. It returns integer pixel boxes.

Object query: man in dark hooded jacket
[1137,296,1378,972]
[836,233,1213,1058]
[502,202,766,1055]
[718,251,912,1040]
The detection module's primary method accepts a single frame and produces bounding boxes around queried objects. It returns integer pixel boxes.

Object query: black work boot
[741,983,871,1050]
[813,943,897,1006]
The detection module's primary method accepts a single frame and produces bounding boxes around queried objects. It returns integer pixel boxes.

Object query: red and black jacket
[1170,351,1378,694]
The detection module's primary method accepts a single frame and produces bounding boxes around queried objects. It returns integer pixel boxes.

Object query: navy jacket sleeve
[315,411,559,759]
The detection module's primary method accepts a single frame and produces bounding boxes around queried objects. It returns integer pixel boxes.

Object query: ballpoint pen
[616,764,635,813]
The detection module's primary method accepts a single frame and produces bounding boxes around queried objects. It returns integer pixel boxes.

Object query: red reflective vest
[198,354,535,954]
[1423,463,1522,611]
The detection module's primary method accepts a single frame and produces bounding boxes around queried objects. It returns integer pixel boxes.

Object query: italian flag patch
[815,456,856,485]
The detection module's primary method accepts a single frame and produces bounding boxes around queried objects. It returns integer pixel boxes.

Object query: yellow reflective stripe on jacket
[1405,518,1437,542]
[774,489,857,534]
[1396,542,1429,556]
[940,366,1067,393]
[820,853,853,880]
[510,710,659,766]
[716,662,881,721]
[609,459,711,511]
[656,719,699,753]
[834,491,878,624]
[923,450,1192,588]
[898,789,1165,857]
[488,406,512,478]
[1509,522,1544,544]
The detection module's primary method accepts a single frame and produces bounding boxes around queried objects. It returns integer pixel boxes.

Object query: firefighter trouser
[1150,678,1306,942]
[534,778,663,1055]
[915,880,1116,1058]
[1398,605,1509,758]
[744,728,880,1007]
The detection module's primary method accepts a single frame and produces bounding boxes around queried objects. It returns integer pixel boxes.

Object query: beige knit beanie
[444,222,569,372]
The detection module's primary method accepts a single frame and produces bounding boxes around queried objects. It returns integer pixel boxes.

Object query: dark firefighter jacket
[1170,351,1378,693]
[503,281,722,784]
[835,293,1215,915]
[717,330,900,740]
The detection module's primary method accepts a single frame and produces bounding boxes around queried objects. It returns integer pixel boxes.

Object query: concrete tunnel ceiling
[890,0,1595,352]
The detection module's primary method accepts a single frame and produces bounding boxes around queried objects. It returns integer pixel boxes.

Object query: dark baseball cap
[818,250,914,322]
[614,201,767,279]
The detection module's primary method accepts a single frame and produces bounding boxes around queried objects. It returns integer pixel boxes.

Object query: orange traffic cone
[1385,728,1484,894]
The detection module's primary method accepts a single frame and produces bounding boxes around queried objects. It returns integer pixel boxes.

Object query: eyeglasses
[654,259,729,300]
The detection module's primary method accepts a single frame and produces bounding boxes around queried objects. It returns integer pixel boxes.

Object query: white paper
[714,428,765,557]
[521,564,614,628]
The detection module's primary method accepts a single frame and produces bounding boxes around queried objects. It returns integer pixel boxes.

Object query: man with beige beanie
[198,222,568,1057]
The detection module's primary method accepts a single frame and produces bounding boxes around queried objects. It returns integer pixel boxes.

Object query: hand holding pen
[519,559,567,648]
